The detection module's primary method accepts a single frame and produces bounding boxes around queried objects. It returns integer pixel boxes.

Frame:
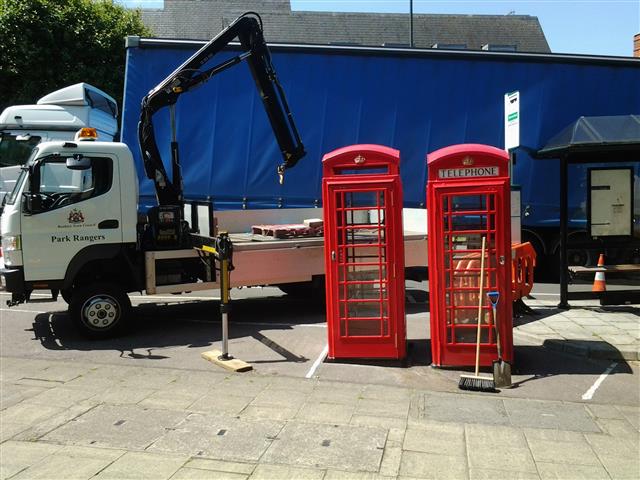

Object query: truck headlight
[1,235,21,252]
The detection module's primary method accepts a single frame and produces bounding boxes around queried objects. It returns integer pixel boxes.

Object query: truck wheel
[61,289,73,304]
[70,283,131,339]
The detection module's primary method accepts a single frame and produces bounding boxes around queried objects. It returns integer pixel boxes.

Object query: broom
[459,236,495,392]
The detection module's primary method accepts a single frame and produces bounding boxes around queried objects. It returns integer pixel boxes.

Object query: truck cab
[1,133,144,336]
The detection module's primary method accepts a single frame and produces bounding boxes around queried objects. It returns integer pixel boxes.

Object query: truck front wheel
[70,283,131,339]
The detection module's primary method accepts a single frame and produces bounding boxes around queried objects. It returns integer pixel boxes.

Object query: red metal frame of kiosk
[427,144,513,367]
[322,144,406,360]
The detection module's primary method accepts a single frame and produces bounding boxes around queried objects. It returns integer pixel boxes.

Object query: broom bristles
[458,374,496,392]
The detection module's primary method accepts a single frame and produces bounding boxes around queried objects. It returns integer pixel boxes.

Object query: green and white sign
[504,91,520,150]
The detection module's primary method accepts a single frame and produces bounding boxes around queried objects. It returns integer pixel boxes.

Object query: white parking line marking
[582,361,618,400]
[306,344,328,379]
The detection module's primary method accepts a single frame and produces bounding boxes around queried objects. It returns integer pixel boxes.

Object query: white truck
[0,14,427,339]
[0,83,118,199]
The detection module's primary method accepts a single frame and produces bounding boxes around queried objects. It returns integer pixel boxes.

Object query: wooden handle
[474,237,486,377]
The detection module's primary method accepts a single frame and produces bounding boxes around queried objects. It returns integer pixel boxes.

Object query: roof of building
[141,0,551,53]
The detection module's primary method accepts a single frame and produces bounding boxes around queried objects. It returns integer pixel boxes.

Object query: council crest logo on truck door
[68,209,85,224]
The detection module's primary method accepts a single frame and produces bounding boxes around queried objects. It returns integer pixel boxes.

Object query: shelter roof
[537,115,640,158]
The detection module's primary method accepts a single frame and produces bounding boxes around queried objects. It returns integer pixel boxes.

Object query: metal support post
[558,156,570,309]
[197,232,252,372]
[219,254,231,360]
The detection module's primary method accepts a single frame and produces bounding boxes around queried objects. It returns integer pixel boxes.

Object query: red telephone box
[322,144,406,360]
[427,144,513,367]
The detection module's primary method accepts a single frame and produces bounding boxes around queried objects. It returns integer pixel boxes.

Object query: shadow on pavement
[28,295,326,363]
[507,342,633,389]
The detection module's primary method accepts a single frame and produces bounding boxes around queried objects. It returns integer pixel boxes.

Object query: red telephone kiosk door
[322,145,406,360]
[427,144,513,367]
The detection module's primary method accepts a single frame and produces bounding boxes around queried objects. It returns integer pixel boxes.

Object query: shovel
[487,291,512,388]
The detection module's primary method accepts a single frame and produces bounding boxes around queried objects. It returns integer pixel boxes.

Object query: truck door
[21,154,122,281]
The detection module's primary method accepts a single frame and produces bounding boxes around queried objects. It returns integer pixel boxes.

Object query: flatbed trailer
[144,207,428,294]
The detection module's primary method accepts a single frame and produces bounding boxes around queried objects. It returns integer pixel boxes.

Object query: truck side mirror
[23,192,43,214]
[66,154,91,170]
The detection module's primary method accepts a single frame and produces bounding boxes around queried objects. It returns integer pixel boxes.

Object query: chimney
[635,33,640,57]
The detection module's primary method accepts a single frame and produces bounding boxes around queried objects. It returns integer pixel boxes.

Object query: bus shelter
[536,115,640,308]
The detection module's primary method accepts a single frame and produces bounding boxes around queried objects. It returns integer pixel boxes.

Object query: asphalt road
[1,281,638,407]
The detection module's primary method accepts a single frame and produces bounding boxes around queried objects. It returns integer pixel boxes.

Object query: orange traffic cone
[592,253,606,292]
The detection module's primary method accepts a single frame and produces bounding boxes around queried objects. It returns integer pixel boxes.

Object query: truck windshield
[0,133,42,168]
[5,146,40,205]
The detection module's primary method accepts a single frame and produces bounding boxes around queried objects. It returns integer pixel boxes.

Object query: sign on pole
[504,91,519,151]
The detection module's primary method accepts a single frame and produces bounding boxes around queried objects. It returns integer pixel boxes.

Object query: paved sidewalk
[1,356,639,479]
[513,299,640,362]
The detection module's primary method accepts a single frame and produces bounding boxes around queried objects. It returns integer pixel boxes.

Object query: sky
[120,0,640,57]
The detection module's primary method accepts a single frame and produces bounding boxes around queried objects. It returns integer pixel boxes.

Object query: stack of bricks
[635,33,640,58]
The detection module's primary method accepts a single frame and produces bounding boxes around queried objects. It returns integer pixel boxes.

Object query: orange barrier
[511,242,536,301]
[451,242,536,320]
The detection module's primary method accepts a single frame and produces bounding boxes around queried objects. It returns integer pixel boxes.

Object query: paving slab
[536,462,610,479]
[215,375,272,397]
[295,401,355,424]
[0,383,47,409]
[261,422,386,472]
[138,391,203,411]
[525,437,601,465]
[42,404,188,450]
[22,386,97,409]
[94,451,188,479]
[170,467,249,480]
[466,443,537,474]
[308,384,364,405]
[239,405,300,421]
[98,386,156,405]
[350,414,407,430]
[183,458,256,475]
[355,397,411,419]
[361,384,414,401]
[465,423,528,448]
[0,441,62,480]
[616,405,640,429]
[378,440,402,477]
[587,404,628,420]
[522,427,586,444]
[417,393,510,426]
[12,402,98,442]
[403,422,465,456]
[399,450,468,479]
[595,418,640,439]
[597,454,640,480]
[468,468,540,480]
[250,388,309,409]
[324,470,393,480]
[0,402,65,426]
[188,394,254,415]
[0,422,29,442]
[584,432,639,458]
[504,399,600,432]
[149,413,283,462]
[11,452,112,480]
[248,464,324,479]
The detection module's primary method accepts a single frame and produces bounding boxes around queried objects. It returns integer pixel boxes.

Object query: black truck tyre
[70,283,131,339]
[61,289,73,304]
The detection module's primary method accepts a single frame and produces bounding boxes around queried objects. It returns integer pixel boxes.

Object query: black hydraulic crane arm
[137,12,306,207]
